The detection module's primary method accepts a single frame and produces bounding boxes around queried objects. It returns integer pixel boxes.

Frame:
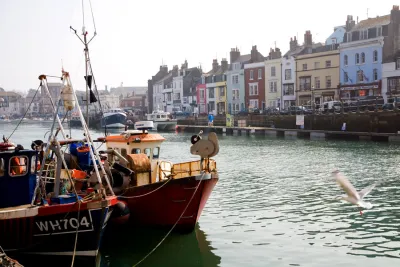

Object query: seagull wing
[358,184,376,199]
[332,171,360,200]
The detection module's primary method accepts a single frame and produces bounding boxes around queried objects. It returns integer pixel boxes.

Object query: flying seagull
[332,170,376,215]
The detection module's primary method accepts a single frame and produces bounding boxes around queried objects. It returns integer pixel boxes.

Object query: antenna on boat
[70,0,107,134]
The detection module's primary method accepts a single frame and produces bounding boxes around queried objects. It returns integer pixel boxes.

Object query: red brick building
[244,62,266,111]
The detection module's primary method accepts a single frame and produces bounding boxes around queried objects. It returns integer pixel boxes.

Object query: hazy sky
[0,0,395,93]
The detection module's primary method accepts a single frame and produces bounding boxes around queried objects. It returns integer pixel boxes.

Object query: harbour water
[1,121,400,267]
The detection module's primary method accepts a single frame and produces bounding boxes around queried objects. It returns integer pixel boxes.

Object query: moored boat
[101,108,127,129]
[97,121,219,233]
[145,108,177,131]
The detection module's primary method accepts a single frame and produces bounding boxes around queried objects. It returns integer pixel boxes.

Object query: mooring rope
[132,173,205,267]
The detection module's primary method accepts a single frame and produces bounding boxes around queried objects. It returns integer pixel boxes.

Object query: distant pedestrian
[208,113,214,127]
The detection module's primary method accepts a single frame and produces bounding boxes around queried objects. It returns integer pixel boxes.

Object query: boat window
[0,158,4,177]
[144,148,151,158]
[153,147,160,159]
[31,155,38,174]
[114,148,120,162]
[9,156,28,176]
[157,115,161,118]
[131,148,141,154]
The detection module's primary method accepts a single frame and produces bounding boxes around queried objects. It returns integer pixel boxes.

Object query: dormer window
[360,30,368,40]
[347,32,352,42]
[377,27,382,37]
[396,58,400,70]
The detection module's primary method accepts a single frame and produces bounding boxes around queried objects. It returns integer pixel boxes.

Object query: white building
[0,91,22,117]
[382,59,400,103]
[281,55,297,108]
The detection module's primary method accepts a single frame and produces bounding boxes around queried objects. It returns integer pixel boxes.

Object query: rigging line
[88,0,97,34]
[132,174,205,267]
[8,83,41,140]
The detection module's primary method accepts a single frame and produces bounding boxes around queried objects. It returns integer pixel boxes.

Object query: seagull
[332,170,376,215]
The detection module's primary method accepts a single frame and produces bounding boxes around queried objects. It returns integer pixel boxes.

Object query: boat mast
[83,26,90,126]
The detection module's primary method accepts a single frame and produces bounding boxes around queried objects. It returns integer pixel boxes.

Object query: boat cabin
[0,145,38,208]
[146,110,172,121]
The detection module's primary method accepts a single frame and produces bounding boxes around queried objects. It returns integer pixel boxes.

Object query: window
[377,27,382,37]
[360,30,368,40]
[283,84,294,95]
[232,89,239,100]
[144,148,151,158]
[285,69,291,80]
[325,60,331,68]
[153,147,160,159]
[355,53,360,64]
[9,156,28,176]
[303,64,308,70]
[131,148,141,154]
[397,58,400,70]
[271,67,276,77]
[208,88,214,98]
[344,72,349,83]
[269,82,277,93]
[258,69,262,79]
[361,53,365,64]
[299,77,311,90]
[233,103,240,113]
[344,55,348,66]
[314,77,320,89]
[269,101,276,108]
[199,89,205,100]
[249,99,258,109]
[326,76,332,88]
[250,70,254,80]
[373,50,378,62]
[121,148,127,158]
[314,62,320,69]
[357,70,364,83]
[389,78,400,93]
[219,87,225,97]
[347,32,352,42]
[232,75,239,84]
[373,69,378,81]
[249,83,259,96]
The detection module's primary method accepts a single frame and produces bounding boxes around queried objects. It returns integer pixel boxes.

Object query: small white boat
[145,108,177,131]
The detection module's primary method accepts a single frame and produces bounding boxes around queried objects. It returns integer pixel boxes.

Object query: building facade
[382,61,400,102]
[339,15,386,101]
[281,55,296,108]
[244,62,266,111]
[296,45,340,106]
[196,81,207,114]
[265,48,282,108]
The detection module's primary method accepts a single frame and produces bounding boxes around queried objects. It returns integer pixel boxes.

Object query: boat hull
[1,198,116,258]
[155,121,177,132]
[119,176,218,233]
[101,113,127,129]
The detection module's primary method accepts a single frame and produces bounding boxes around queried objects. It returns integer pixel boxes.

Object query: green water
[1,122,400,267]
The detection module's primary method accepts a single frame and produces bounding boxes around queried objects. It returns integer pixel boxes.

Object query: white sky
[0,0,395,93]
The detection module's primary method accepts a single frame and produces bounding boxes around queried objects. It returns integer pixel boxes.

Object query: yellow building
[296,45,340,107]
[216,80,227,114]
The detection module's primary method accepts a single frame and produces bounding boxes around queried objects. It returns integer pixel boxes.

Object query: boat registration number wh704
[33,210,94,236]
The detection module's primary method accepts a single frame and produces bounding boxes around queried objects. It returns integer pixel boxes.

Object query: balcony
[173,99,181,104]
[299,84,311,91]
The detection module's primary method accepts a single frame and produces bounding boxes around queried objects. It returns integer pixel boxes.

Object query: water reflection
[99,224,221,267]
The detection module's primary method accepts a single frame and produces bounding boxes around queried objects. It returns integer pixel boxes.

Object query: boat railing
[157,159,216,180]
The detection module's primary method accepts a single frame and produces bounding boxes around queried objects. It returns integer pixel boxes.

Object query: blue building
[339,15,389,101]
[326,25,346,45]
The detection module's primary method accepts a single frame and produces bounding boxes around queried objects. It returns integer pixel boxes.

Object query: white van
[320,101,341,112]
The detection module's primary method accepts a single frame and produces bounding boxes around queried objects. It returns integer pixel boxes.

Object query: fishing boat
[0,71,118,259]
[96,120,219,233]
[145,108,177,131]
[100,108,127,129]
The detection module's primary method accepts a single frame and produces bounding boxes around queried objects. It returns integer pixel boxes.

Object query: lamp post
[311,85,315,113]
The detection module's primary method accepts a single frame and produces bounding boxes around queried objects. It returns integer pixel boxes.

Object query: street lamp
[311,85,315,112]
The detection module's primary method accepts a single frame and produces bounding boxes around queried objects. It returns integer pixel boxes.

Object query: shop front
[340,82,381,101]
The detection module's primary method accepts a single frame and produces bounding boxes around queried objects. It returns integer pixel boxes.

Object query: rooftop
[352,15,390,31]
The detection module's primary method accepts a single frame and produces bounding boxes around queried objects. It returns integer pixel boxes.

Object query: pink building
[196,83,207,114]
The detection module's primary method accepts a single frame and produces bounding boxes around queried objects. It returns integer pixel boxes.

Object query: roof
[105,132,165,143]
[284,43,323,57]
[0,92,21,97]
[352,15,390,31]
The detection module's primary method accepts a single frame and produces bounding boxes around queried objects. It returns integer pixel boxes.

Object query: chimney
[345,15,356,31]
[221,58,228,71]
[269,48,282,60]
[181,60,188,69]
[212,59,219,72]
[230,47,240,64]
[161,65,168,73]
[304,31,312,47]
[290,36,298,51]
[251,45,258,62]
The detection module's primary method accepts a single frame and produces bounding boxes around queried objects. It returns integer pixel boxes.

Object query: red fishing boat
[96,121,219,233]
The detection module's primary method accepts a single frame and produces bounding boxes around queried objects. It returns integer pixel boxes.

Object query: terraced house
[226,47,253,114]
[205,59,227,115]
[244,46,265,111]
[265,48,282,109]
